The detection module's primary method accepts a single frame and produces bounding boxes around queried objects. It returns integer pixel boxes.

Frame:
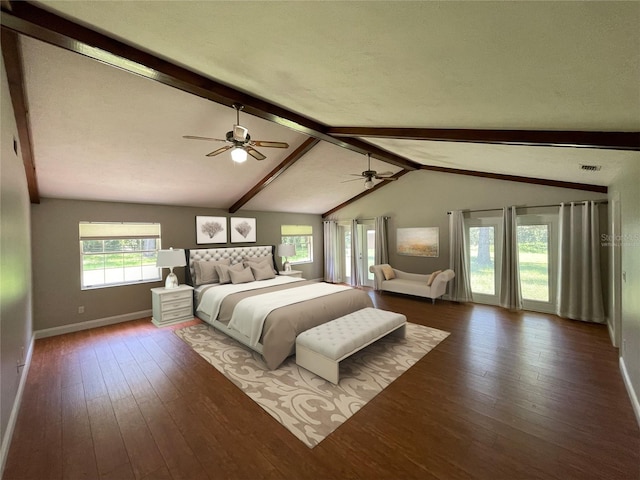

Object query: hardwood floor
[4,291,639,480]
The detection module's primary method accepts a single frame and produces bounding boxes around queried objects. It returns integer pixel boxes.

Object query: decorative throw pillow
[251,263,276,281]
[244,255,276,274]
[427,270,443,286]
[216,262,245,284]
[381,264,396,280]
[229,266,255,284]
[194,258,230,286]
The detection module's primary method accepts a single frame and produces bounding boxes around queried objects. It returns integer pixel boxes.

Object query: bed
[185,246,374,369]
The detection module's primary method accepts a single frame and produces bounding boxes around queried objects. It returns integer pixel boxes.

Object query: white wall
[0,55,33,474]
[610,161,640,423]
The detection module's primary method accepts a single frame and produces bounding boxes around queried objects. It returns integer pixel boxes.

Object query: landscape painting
[397,227,439,257]
[196,216,227,244]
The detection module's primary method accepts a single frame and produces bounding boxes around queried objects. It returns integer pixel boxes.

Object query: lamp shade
[156,248,186,268]
[277,244,295,258]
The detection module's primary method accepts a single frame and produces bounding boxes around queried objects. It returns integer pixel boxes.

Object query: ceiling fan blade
[376,171,394,177]
[341,178,365,183]
[251,140,289,148]
[246,146,266,161]
[347,173,364,177]
[233,125,249,142]
[206,145,233,157]
[376,176,397,181]
[183,135,226,142]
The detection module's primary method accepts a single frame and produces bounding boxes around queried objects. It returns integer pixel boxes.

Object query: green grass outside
[83,253,157,271]
[470,251,549,301]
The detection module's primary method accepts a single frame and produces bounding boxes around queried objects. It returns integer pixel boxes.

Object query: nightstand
[279,270,303,278]
[151,285,194,327]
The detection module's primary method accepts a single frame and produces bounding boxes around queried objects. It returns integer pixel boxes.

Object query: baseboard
[34,309,152,339]
[0,333,35,478]
[620,356,640,428]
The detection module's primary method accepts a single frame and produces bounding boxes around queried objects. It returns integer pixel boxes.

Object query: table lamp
[277,243,296,272]
[156,247,186,289]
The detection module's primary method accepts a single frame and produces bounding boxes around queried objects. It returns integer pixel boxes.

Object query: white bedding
[227,283,352,346]
[196,276,304,321]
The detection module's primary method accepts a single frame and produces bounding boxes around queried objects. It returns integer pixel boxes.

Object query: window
[281,225,313,264]
[79,222,161,289]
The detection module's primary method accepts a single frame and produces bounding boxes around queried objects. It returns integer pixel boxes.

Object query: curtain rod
[323,216,389,223]
[447,199,608,214]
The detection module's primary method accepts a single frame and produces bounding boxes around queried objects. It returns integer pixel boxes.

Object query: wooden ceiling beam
[322,170,409,218]
[0,1,419,172]
[1,27,39,203]
[419,165,607,193]
[327,127,640,151]
[229,138,320,213]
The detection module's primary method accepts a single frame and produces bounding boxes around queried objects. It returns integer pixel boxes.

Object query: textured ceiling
[8,1,640,213]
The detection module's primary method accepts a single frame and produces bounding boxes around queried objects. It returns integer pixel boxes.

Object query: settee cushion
[381,264,396,280]
[427,270,442,286]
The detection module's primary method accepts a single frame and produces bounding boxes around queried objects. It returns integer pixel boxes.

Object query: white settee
[369,264,455,303]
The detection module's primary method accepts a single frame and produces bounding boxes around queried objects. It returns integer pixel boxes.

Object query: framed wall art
[396,227,439,257]
[196,216,227,244]
[230,217,256,243]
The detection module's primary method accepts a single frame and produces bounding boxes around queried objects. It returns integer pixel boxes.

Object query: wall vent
[580,164,601,172]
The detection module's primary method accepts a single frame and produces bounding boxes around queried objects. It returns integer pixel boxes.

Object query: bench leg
[389,323,406,339]
[296,344,340,384]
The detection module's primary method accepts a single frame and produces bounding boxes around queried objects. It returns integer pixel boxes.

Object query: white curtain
[499,206,523,311]
[323,221,340,283]
[350,219,361,286]
[556,201,605,323]
[374,216,389,265]
[448,210,472,302]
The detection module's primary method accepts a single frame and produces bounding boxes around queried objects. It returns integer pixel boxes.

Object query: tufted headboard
[184,245,278,287]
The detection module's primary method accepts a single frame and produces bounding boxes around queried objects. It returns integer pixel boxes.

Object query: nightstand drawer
[162,298,192,312]
[160,290,191,303]
[159,306,192,323]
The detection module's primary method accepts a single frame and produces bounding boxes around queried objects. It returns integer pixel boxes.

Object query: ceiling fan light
[364,178,375,189]
[231,147,248,163]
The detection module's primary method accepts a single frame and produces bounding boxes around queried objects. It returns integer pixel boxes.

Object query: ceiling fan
[344,153,397,189]
[183,103,289,162]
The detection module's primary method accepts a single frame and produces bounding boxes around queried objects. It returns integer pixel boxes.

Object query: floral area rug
[175,321,449,448]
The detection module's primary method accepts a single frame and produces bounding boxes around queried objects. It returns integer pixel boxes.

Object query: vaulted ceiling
[2,1,638,216]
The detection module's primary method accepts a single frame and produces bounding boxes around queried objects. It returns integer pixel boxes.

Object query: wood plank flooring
[4,291,639,480]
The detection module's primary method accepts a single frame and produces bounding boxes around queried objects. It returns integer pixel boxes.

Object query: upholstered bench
[295,307,407,384]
